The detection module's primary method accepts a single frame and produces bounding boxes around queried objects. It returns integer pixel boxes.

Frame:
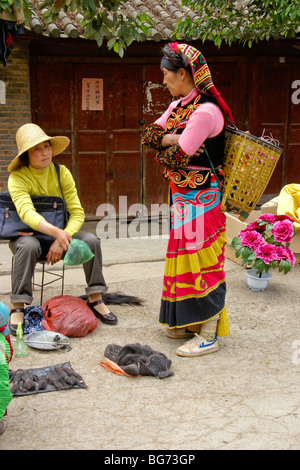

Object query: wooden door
[142,64,171,214]
[30,62,74,173]
[208,59,246,130]
[288,64,300,185]
[74,64,143,217]
[251,60,300,193]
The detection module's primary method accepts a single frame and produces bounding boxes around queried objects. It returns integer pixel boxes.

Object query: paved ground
[0,234,299,451]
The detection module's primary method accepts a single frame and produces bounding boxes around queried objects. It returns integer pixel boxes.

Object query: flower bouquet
[231,213,297,275]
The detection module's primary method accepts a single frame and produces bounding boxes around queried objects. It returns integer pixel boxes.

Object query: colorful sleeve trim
[156,143,191,169]
[142,124,165,151]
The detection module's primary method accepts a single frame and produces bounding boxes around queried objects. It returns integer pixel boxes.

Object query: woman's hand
[161,134,180,148]
[47,240,64,265]
[37,219,72,264]
[54,228,72,251]
[162,134,205,157]
[193,144,205,156]
[46,229,72,265]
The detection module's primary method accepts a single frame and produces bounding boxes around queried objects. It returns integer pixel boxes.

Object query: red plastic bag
[42,295,97,337]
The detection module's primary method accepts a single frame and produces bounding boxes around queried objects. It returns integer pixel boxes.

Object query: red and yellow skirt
[159,181,230,337]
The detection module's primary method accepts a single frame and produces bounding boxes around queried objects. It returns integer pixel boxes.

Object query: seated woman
[7,123,117,335]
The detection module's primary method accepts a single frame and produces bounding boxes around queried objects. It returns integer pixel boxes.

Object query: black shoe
[87,299,118,324]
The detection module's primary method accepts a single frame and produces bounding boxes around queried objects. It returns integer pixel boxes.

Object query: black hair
[19,151,29,166]
[160,43,192,76]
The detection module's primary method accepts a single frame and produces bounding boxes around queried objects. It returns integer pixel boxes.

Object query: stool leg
[11,257,14,292]
[61,263,65,295]
[40,262,45,305]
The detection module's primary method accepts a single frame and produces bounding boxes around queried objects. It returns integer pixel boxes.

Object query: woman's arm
[37,221,72,264]
[58,165,85,236]
[155,103,224,169]
[178,103,224,155]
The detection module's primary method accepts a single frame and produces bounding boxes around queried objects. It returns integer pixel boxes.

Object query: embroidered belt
[162,166,222,189]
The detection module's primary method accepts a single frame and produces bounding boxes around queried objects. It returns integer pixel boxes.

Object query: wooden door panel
[109,66,143,212]
[252,61,300,192]
[288,65,300,185]
[251,62,288,193]
[30,62,73,174]
[142,64,170,212]
[31,62,72,130]
[73,65,109,216]
[209,61,243,128]
[78,154,106,215]
[74,64,143,217]
[287,146,300,183]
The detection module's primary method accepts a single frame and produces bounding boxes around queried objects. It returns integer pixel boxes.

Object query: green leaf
[107,37,116,48]
[242,246,254,262]
[231,236,242,248]
[279,259,292,274]
[235,246,244,258]
[252,258,264,269]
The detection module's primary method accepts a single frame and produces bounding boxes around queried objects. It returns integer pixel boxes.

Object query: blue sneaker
[176,334,218,357]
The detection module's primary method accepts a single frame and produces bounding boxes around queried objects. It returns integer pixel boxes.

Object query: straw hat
[8,123,70,172]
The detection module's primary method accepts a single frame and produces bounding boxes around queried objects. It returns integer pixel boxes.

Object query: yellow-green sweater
[8,163,85,236]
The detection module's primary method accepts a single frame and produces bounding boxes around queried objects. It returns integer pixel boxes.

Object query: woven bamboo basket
[221,127,283,221]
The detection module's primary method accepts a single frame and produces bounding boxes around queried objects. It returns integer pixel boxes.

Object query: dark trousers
[9,232,108,305]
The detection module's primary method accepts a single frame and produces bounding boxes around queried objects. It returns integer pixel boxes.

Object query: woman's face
[162,67,184,97]
[28,141,53,170]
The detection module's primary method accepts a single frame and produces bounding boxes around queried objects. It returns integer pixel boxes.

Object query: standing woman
[142,43,234,357]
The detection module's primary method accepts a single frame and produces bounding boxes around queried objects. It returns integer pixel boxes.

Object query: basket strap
[204,110,238,191]
[225,116,238,130]
[204,147,222,191]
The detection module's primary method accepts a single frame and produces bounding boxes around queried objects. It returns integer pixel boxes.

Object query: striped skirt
[159,183,230,337]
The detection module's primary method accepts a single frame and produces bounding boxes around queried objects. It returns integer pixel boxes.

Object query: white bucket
[246,268,272,291]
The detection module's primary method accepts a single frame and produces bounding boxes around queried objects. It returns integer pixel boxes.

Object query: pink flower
[239,230,264,250]
[258,213,277,224]
[286,247,296,266]
[239,221,265,234]
[271,220,294,243]
[255,243,278,264]
[258,213,294,224]
[232,212,297,274]
[274,246,290,260]
[274,246,296,266]
[273,214,294,223]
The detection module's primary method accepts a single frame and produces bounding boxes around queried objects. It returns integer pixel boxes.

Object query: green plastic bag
[63,239,94,266]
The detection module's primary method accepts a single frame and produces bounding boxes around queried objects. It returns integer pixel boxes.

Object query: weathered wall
[0,42,31,189]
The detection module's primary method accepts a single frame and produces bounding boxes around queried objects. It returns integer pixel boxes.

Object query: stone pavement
[0,235,300,451]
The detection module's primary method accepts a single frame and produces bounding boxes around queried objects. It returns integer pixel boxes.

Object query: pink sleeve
[178,103,224,156]
[154,100,180,129]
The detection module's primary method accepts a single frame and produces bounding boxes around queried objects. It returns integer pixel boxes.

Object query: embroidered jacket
[142,90,225,189]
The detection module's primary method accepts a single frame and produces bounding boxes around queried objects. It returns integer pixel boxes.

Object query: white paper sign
[82,78,103,111]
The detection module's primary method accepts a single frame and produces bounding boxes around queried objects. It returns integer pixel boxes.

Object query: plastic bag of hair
[42,295,97,337]
[63,239,94,266]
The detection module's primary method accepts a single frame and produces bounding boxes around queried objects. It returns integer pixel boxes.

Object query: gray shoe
[165,327,195,339]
